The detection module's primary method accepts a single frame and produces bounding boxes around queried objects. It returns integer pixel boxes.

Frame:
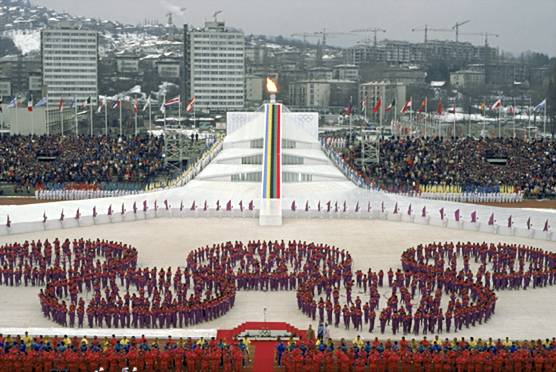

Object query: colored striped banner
[261,103,282,199]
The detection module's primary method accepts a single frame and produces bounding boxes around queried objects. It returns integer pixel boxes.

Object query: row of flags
[357,97,547,115]
[3,201,551,232]
[1,95,197,114]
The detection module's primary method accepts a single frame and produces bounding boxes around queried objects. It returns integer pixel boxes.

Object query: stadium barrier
[1,200,553,242]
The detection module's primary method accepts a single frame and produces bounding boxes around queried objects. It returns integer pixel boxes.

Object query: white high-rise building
[184,21,245,112]
[41,25,98,106]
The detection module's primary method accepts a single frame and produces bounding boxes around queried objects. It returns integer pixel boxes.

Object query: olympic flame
[266,78,278,94]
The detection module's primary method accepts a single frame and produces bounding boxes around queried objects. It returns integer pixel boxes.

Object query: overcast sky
[35,0,556,56]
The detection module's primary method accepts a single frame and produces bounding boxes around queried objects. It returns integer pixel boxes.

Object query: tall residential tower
[184,21,245,112]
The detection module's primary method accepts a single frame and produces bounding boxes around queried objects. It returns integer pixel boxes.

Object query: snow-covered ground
[2,29,40,54]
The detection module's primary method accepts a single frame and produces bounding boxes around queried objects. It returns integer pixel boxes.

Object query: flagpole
[104,99,108,135]
[149,98,152,131]
[498,105,501,138]
[15,96,18,133]
[409,98,413,136]
[424,98,427,138]
[90,99,94,136]
[178,97,182,130]
[134,107,138,135]
[45,97,49,135]
[512,97,516,138]
[393,100,397,136]
[544,99,547,137]
[31,103,34,136]
[119,100,123,136]
[453,100,456,138]
[60,101,64,136]
[75,96,78,136]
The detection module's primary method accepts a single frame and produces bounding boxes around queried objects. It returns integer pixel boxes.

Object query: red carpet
[252,341,277,372]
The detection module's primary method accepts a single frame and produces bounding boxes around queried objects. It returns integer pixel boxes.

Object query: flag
[81,96,91,108]
[58,97,64,112]
[43,211,47,223]
[70,97,78,109]
[421,206,426,218]
[27,97,33,112]
[471,211,477,223]
[186,96,196,113]
[417,97,428,113]
[436,98,443,115]
[160,98,166,114]
[527,217,531,230]
[165,95,181,107]
[361,99,366,111]
[544,220,550,232]
[8,97,17,108]
[480,101,486,114]
[507,216,512,228]
[490,99,502,111]
[75,208,80,220]
[439,208,445,220]
[454,209,460,222]
[534,99,546,112]
[488,213,495,225]
[291,201,296,212]
[133,96,138,114]
[97,98,106,113]
[372,97,382,113]
[385,99,395,112]
[112,99,121,110]
[93,206,97,218]
[142,96,152,112]
[35,97,48,107]
[400,98,412,114]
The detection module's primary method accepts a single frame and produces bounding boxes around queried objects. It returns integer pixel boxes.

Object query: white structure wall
[41,26,98,106]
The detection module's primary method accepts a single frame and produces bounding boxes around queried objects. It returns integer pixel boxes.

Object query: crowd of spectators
[0,134,167,189]
[276,335,556,371]
[0,332,248,371]
[337,136,556,198]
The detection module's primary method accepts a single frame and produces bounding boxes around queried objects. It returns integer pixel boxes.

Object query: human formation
[0,239,554,336]
[0,333,248,371]
[334,136,556,198]
[0,134,166,190]
[276,334,556,371]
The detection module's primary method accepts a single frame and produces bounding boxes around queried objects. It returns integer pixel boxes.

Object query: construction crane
[166,7,186,26]
[212,10,223,21]
[350,28,386,47]
[459,32,499,47]
[291,32,321,44]
[411,25,451,43]
[292,28,352,47]
[452,20,471,42]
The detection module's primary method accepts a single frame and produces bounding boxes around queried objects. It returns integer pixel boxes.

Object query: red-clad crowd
[0,333,249,372]
[0,239,554,336]
[277,336,556,372]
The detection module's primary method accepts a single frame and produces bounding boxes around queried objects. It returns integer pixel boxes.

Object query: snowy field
[0,217,554,340]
